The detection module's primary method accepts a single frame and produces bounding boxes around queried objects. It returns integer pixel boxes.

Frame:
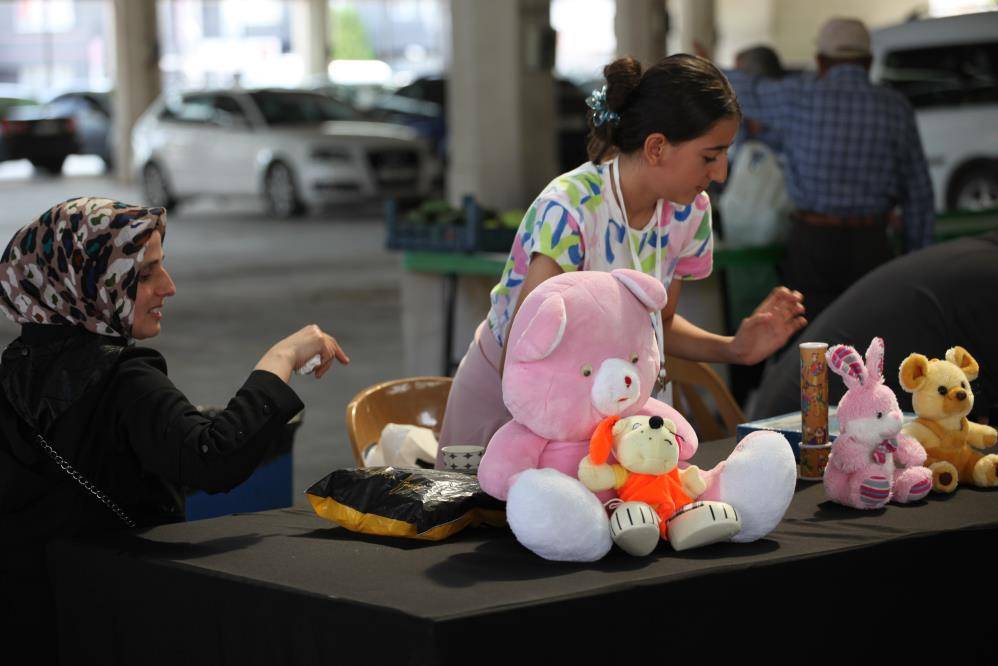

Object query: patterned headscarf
[0,197,167,340]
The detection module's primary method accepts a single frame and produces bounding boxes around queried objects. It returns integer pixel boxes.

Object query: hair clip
[586,85,620,127]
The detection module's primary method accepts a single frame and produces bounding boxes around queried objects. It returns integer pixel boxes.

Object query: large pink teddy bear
[478,269,797,561]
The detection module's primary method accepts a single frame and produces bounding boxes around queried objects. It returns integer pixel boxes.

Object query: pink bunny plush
[478,269,797,561]
[824,337,933,509]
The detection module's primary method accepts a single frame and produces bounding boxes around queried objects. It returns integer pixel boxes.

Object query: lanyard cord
[610,157,668,393]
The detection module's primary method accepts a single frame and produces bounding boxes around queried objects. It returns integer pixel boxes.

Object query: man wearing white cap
[717,18,935,324]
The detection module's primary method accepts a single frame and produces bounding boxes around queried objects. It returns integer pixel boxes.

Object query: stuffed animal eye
[631,423,641,430]
[629,353,639,364]
[876,412,883,419]
[961,381,967,389]
[937,386,948,396]
[581,364,592,377]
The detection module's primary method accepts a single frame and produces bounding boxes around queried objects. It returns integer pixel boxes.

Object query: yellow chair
[663,357,745,441]
[344,376,453,467]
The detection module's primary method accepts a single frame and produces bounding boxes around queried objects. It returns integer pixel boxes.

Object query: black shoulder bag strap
[33,431,136,528]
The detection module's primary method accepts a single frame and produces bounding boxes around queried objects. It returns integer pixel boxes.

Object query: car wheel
[31,156,66,175]
[949,163,998,212]
[264,162,305,218]
[142,162,177,210]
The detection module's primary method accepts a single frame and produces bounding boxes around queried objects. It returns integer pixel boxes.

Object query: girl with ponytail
[437,54,807,456]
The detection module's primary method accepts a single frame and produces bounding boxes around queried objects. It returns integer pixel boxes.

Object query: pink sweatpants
[435,319,511,468]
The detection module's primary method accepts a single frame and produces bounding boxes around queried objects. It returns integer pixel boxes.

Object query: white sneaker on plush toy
[608,501,661,556]
[667,501,742,552]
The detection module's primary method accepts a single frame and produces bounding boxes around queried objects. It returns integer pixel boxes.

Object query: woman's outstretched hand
[256,324,350,383]
[729,287,806,365]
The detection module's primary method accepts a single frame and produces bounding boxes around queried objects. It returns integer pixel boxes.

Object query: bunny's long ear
[827,344,867,389]
[864,337,886,384]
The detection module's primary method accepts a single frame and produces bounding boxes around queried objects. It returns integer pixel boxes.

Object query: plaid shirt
[725,65,935,250]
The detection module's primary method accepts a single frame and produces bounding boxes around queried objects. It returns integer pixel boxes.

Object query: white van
[871,12,998,212]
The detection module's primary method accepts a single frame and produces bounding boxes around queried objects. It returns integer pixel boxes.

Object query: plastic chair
[344,376,453,467]
[663,357,745,441]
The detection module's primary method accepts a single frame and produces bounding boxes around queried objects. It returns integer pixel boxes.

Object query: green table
[402,244,786,277]
[402,210,998,278]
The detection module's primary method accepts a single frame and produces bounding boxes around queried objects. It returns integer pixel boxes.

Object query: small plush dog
[899,346,998,493]
[578,414,740,555]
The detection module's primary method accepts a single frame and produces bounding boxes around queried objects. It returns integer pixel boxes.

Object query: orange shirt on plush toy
[580,414,699,539]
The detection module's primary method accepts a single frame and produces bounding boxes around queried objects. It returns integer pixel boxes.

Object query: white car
[132,88,437,217]
[872,12,998,212]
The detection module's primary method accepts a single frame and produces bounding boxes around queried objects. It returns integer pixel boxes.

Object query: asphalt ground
[0,160,404,504]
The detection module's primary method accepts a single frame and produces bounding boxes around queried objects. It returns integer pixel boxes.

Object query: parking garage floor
[0,160,405,504]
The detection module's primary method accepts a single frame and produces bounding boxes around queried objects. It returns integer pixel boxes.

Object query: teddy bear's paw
[608,501,661,556]
[930,461,959,493]
[717,431,796,542]
[972,454,998,487]
[667,501,741,552]
[506,468,612,562]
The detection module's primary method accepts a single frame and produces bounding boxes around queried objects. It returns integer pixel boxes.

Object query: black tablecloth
[50,440,998,665]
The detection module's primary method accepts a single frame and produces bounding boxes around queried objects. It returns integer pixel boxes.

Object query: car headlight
[311,147,352,162]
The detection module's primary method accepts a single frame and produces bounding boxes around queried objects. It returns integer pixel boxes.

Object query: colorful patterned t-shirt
[487,161,714,348]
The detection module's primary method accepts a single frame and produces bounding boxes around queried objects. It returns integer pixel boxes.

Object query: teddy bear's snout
[940,385,973,415]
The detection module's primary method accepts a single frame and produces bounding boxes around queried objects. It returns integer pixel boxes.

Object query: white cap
[816,17,871,58]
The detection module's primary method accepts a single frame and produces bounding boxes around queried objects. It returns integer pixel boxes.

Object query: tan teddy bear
[899,346,998,493]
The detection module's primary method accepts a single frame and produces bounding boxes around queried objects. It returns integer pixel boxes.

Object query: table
[49,438,998,665]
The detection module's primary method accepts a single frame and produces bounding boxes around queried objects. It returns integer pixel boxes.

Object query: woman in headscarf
[0,197,348,658]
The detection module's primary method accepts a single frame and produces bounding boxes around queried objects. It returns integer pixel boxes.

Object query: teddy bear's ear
[864,337,886,383]
[827,344,866,389]
[510,295,567,363]
[898,353,930,393]
[945,346,979,381]
[612,269,668,312]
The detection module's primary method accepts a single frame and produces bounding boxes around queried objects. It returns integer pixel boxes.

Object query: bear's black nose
[649,416,664,429]
[956,390,967,401]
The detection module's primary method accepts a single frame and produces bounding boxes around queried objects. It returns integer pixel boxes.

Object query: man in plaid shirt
[722,18,935,322]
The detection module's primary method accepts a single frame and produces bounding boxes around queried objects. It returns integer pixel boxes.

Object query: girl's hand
[729,287,806,365]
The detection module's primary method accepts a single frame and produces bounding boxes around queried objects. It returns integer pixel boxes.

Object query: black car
[0,97,78,174]
[45,91,113,168]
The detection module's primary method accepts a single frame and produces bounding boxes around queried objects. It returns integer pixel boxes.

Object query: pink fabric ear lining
[864,336,886,382]
[827,344,867,387]
[611,269,668,312]
[511,294,567,362]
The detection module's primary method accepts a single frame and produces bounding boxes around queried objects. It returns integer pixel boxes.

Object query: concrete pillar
[111,0,160,183]
[292,0,331,79]
[667,0,716,56]
[715,0,776,67]
[447,0,556,211]
[614,0,668,67]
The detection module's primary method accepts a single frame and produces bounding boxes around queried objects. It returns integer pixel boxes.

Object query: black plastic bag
[306,467,505,540]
